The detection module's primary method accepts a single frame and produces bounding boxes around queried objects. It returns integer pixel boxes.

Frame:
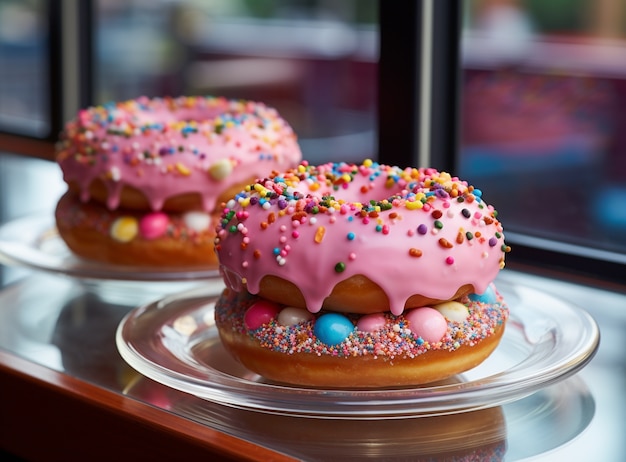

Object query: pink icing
[404,307,448,343]
[139,212,169,240]
[57,96,302,212]
[215,161,510,316]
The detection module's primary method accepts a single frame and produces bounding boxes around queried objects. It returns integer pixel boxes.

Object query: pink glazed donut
[214,160,510,387]
[55,95,302,267]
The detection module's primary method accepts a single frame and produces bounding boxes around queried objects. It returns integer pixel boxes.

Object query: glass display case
[1,1,626,460]
[0,156,622,459]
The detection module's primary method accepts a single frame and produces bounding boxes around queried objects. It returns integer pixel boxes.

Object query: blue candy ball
[314,313,354,346]
[468,284,497,304]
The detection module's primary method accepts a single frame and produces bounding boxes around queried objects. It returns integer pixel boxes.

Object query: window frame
[381,0,626,285]
[0,0,92,160]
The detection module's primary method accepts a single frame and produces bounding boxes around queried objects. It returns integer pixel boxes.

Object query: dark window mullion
[377,1,422,168]
[430,0,461,174]
[48,0,63,141]
[77,0,95,110]
[378,0,460,172]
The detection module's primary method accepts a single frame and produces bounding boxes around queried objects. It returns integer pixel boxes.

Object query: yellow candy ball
[110,216,138,243]
[208,159,233,181]
[434,301,469,322]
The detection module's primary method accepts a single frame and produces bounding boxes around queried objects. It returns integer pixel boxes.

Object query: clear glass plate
[116,275,600,418]
[0,214,219,281]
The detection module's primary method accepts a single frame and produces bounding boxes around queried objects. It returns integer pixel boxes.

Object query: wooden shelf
[0,350,293,461]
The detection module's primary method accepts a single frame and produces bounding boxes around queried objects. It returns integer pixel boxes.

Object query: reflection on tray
[124,372,594,461]
[125,371,507,460]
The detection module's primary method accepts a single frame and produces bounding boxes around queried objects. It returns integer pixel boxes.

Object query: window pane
[94,0,378,164]
[460,0,626,259]
[0,0,49,137]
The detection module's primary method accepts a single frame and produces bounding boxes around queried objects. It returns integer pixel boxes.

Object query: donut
[55,191,219,266]
[215,285,508,387]
[213,160,510,387]
[55,95,302,267]
[214,160,510,314]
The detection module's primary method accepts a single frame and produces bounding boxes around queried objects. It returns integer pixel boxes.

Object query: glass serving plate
[116,276,600,419]
[0,214,219,281]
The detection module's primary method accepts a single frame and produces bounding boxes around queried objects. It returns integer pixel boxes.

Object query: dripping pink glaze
[214,161,510,316]
[56,96,302,211]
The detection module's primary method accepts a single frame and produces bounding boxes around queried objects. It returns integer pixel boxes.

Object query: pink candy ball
[139,212,169,240]
[357,313,387,332]
[244,300,281,330]
[405,307,448,343]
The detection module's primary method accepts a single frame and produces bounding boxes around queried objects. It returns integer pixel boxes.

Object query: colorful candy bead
[183,211,211,232]
[356,313,387,332]
[209,158,233,181]
[110,216,138,242]
[278,306,314,326]
[244,300,280,330]
[434,300,470,322]
[405,307,447,343]
[314,313,354,346]
[468,284,497,304]
[139,212,169,240]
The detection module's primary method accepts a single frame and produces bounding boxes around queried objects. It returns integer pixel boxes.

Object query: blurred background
[1,0,626,266]
[461,0,626,259]
[0,0,379,162]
